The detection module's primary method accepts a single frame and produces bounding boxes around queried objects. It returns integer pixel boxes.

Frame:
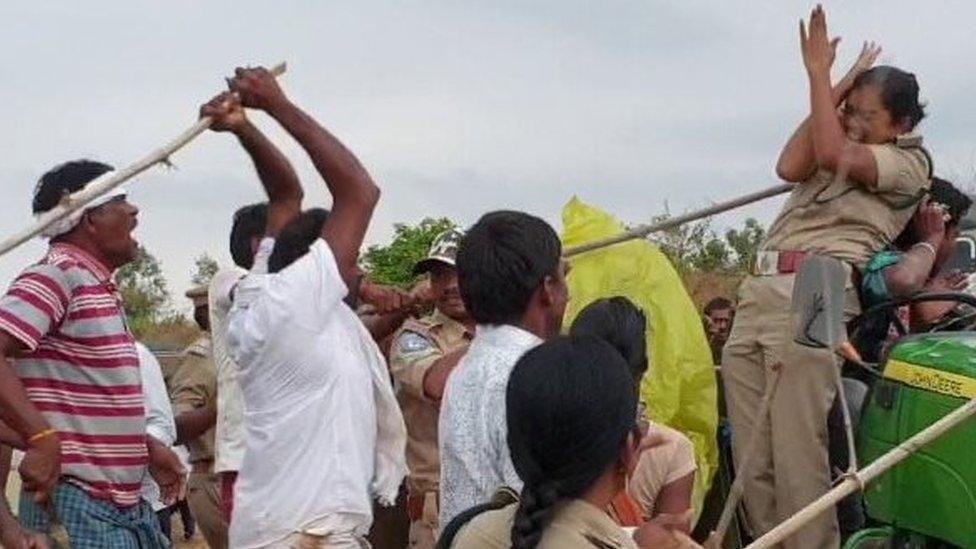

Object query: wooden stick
[563,183,793,258]
[746,397,976,548]
[0,62,288,259]
[831,356,858,473]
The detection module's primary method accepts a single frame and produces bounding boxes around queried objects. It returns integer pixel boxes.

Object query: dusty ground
[170,514,209,548]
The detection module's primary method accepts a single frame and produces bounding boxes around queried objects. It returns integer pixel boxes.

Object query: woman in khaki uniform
[448,336,698,549]
[722,7,931,548]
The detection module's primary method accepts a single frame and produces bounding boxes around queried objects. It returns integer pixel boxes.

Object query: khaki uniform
[723,141,930,548]
[171,336,228,549]
[452,500,641,548]
[389,310,472,548]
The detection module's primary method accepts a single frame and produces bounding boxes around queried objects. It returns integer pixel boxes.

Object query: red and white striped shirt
[0,242,147,507]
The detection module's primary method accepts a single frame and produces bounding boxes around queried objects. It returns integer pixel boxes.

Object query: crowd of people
[0,6,971,549]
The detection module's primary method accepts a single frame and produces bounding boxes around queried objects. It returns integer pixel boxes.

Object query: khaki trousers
[407,491,439,549]
[187,470,229,549]
[722,274,851,549]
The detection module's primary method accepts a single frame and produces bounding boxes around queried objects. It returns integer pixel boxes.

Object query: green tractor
[841,292,976,548]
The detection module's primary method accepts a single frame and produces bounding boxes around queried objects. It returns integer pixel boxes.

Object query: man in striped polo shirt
[0,160,185,548]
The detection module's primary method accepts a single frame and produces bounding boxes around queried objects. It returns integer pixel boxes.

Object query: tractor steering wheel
[858,291,976,334]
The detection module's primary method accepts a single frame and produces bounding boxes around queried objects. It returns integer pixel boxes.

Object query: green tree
[645,208,766,275]
[116,246,175,336]
[725,218,766,273]
[362,217,458,287]
[191,253,219,286]
[693,237,732,271]
[646,208,731,273]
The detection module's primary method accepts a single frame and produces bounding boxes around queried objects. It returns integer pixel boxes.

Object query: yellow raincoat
[561,197,718,518]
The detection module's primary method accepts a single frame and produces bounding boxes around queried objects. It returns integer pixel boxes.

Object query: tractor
[839,289,976,548]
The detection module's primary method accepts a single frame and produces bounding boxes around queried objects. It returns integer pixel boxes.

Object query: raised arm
[230,67,380,289]
[200,92,303,238]
[776,41,881,182]
[801,6,880,186]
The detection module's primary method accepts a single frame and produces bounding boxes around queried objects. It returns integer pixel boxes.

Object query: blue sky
[1,1,974,309]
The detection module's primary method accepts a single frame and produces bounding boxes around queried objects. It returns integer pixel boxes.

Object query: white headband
[36,184,128,239]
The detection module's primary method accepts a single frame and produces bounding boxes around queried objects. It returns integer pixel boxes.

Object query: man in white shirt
[438,211,569,527]
[209,264,246,521]
[198,67,305,527]
[210,66,406,549]
[135,342,182,540]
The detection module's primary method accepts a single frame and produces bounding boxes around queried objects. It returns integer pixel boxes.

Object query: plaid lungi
[19,481,169,549]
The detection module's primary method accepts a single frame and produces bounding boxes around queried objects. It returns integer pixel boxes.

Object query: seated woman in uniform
[570,297,696,533]
[447,336,699,548]
[858,177,972,341]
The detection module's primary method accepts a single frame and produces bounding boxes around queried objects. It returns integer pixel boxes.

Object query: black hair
[32,160,114,214]
[268,208,329,273]
[929,177,972,228]
[570,297,648,385]
[851,66,926,131]
[893,177,973,250]
[506,335,637,549]
[456,211,561,325]
[229,203,268,269]
[704,297,734,316]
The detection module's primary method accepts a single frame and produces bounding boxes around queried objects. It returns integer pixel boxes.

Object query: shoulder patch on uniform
[396,331,434,354]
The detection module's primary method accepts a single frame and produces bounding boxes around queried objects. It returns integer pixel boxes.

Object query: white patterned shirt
[438,324,542,526]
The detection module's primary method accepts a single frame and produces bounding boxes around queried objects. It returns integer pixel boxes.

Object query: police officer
[171,285,227,548]
[723,9,932,548]
[389,229,475,548]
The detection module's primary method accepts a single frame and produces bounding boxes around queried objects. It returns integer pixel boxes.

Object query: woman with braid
[447,336,699,548]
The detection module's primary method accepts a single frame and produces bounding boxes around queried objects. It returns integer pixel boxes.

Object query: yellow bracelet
[27,428,57,445]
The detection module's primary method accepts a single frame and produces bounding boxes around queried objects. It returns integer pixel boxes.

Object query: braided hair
[506,335,638,549]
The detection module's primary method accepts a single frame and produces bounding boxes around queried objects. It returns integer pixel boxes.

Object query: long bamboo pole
[563,183,793,258]
[0,62,288,259]
[746,397,976,548]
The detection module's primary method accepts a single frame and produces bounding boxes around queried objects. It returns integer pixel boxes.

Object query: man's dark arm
[234,122,303,237]
[0,334,60,503]
[423,347,468,404]
[174,405,217,446]
[267,101,379,289]
[0,335,50,441]
[229,66,379,289]
[168,354,218,446]
[201,91,303,238]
